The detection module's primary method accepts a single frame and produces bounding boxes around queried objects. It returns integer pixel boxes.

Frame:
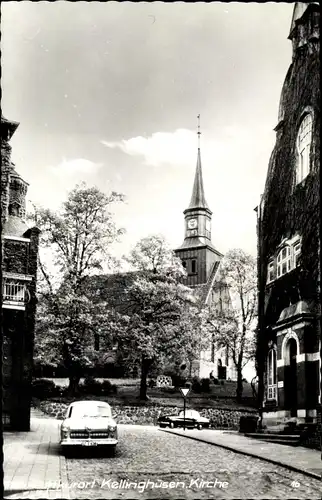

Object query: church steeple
[174,115,222,286]
[188,147,210,210]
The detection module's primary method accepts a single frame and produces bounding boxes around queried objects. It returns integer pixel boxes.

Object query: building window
[267,348,277,400]
[191,259,196,273]
[3,280,26,304]
[182,260,187,269]
[277,246,291,278]
[296,113,312,184]
[267,260,274,283]
[293,241,301,267]
[8,203,21,217]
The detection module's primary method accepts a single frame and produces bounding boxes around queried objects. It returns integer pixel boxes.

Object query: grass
[40,377,257,410]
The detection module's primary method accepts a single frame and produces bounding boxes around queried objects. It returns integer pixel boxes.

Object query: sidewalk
[162,428,322,480]
[3,408,69,499]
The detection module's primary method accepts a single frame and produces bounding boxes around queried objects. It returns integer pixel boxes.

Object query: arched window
[277,246,291,278]
[296,113,312,184]
[267,348,277,400]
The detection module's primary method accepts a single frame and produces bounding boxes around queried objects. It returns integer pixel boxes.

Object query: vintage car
[60,400,118,455]
[158,410,210,430]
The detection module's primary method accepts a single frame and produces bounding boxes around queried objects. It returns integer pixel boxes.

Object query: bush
[200,378,211,393]
[79,376,103,396]
[239,415,258,433]
[170,374,187,388]
[101,380,118,395]
[191,376,202,393]
[32,378,58,399]
[213,378,219,385]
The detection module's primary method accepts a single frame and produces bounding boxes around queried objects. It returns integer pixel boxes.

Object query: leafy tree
[208,249,257,401]
[32,183,125,394]
[111,235,213,399]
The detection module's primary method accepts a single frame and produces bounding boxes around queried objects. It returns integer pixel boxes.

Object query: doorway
[284,338,298,417]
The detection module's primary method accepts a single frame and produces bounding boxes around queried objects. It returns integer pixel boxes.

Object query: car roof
[68,400,111,407]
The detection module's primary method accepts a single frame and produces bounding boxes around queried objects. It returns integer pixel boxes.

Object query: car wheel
[197,423,203,430]
[62,447,72,458]
[169,422,175,429]
[109,445,116,457]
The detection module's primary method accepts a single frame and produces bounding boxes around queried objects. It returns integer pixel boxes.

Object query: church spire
[188,114,209,210]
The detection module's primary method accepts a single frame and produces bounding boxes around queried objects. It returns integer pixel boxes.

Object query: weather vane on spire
[197,114,201,149]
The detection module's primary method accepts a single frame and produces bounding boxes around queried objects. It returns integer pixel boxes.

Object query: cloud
[101,129,205,167]
[51,158,102,177]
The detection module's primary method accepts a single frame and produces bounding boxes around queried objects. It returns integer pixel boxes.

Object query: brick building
[256,3,320,434]
[174,128,237,380]
[1,114,40,430]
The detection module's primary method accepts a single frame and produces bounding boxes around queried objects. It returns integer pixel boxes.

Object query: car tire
[109,445,116,457]
[197,423,203,430]
[62,447,72,458]
[169,422,175,429]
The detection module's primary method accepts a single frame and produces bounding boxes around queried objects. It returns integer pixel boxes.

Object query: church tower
[175,116,222,287]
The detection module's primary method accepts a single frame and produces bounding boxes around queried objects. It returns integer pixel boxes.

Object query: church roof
[288,2,320,38]
[187,148,210,211]
[176,236,222,255]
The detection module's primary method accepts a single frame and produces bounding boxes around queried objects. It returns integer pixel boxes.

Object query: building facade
[1,115,40,430]
[175,139,237,380]
[256,3,320,432]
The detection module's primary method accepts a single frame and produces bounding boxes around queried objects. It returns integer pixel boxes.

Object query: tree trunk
[68,375,80,396]
[139,357,151,400]
[236,363,243,402]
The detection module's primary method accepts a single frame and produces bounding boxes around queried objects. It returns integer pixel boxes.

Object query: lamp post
[179,387,190,431]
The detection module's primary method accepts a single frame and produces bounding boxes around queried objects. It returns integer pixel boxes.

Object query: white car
[60,400,118,456]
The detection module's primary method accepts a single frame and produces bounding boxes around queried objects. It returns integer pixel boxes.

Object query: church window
[191,259,197,274]
[182,260,187,269]
[296,113,312,184]
[277,246,291,278]
[267,348,277,400]
[94,333,100,351]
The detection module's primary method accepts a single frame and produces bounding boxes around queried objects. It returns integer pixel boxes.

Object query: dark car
[158,410,210,430]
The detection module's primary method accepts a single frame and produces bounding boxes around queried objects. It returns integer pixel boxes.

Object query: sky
[1,1,295,263]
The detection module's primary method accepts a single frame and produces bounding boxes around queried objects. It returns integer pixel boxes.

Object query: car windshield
[179,410,200,419]
[69,404,112,419]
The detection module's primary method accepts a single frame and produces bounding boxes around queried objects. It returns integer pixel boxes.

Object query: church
[174,121,237,381]
[256,3,320,437]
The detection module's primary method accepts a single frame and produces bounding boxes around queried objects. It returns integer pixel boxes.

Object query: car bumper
[61,438,118,447]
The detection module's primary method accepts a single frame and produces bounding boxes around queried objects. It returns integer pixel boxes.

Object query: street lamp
[179,387,190,431]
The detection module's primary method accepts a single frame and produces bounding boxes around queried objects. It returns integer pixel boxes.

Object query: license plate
[82,441,97,446]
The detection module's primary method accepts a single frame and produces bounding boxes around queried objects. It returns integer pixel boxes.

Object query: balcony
[2,274,32,310]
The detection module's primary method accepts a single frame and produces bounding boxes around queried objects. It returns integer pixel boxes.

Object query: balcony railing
[2,279,30,310]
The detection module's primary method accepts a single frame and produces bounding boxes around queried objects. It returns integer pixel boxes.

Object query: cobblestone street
[66,425,321,499]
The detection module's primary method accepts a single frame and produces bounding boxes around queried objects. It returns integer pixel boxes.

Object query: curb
[161,429,322,480]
